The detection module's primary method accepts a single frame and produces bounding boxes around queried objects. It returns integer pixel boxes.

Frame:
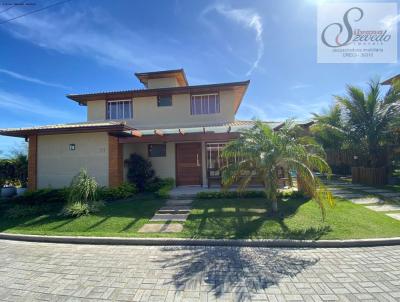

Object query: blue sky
[0,0,398,155]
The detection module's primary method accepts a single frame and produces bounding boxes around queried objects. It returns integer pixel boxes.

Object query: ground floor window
[206,142,228,176]
[148,144,166,157]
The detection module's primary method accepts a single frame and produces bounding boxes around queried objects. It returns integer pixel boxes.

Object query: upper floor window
[190,94,220,115]
[157,95,172,107]
[106,100,133,120]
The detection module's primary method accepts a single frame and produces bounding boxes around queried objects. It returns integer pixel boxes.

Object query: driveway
[0,240,399,301]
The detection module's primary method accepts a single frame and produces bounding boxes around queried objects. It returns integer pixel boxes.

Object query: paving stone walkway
[1,240,400,301]
[325,179,400,221]
[139,199,193,233]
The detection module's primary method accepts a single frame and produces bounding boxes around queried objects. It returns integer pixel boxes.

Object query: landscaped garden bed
[1,195,400,240]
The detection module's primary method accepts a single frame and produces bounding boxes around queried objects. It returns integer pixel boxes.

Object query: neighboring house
[381,74,400,85]
[0,69,287,190]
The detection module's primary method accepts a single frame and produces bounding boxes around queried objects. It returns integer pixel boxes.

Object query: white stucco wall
[37,132,109,188]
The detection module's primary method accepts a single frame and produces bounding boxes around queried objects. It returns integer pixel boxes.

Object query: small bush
[6,204,52,218]
[13,188,69,205]
[196,190,304,199]
[196,190,266,199]
[97,183,137,201]
[144,177,163,192]
[62,200,104,217]
[62,169,103,217]
[154,178,175,198]
[125,154,155,191]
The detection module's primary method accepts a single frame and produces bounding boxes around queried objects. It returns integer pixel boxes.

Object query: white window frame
[106,99,133,120]
[190,93,220,115]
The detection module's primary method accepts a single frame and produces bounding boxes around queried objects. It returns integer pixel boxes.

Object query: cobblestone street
[0,240,400,301]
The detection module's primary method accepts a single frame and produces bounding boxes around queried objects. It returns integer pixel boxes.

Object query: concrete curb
[1,233,400,248]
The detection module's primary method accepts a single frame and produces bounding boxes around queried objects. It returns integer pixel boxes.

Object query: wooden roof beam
[131,130,142,137]
[154,129,163,136]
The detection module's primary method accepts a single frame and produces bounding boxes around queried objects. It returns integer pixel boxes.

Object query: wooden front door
[176,143,202,186]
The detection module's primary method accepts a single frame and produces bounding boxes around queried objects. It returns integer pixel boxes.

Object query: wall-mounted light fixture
[69,144,76,151]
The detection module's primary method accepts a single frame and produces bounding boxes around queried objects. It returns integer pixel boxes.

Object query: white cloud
[0,89,74,120]
[0,68,70,89]
[201,4,264,76]
[0,6,177,71]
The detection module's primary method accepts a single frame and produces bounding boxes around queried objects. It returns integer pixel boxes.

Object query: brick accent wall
[108,135,123,187]
[28,135,37,191]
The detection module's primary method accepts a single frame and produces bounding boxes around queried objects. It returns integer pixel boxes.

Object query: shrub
[61,200,104,217]
[6,203,53,218]
[196,190,304,199]
[196,190,266,199]
[125,154,155,191]
[154,178,175,198]
[13,188,69,205]
[97,183,137,201]
[62,169,103,217]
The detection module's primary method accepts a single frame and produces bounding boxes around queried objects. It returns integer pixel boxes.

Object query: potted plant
[1,182,16,198]
[16,179,27,196]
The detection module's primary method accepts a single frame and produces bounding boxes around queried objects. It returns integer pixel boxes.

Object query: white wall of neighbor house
[85,90,236,127]
[123,142,176,182]
[147,77,179,89]
[37,132,109,188]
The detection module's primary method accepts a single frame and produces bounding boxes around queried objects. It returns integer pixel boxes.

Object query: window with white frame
[190,94,220,115]
[106,100,133,120]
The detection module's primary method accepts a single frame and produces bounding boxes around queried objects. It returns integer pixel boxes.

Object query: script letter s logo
[321,7,363,48]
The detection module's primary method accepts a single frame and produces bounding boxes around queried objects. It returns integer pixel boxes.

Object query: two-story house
[1,69,284,190]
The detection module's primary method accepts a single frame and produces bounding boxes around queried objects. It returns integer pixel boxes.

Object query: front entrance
[175,143,202,186]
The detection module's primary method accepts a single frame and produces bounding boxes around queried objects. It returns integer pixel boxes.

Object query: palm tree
[311,104,348,151]
[221,121,333,218]
[315,79,400,167]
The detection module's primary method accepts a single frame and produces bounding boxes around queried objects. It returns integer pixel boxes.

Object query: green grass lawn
[182,197,400,240]
[0,194,166,237]
[1,195,400,239]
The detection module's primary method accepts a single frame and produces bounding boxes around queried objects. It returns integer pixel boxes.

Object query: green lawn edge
[1,196,400,240]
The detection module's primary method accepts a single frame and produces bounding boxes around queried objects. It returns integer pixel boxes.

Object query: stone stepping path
[138,223,183,233]
[166,199,193,206]
[150,213,190,222]
[386,213,400,221]
[361,188,392,193]
[376,192,400,198]
[365,204,400,212]
[349,197,383,205]
[158,205,192,214]
[139,198,193,233]
[324,179,400,222]
[333,193,367,199]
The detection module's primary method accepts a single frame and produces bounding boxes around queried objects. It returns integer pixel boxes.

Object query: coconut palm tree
[311,104,348,151]
[221,121,333,218]
[334,79,400,167]
[313,79,400,167]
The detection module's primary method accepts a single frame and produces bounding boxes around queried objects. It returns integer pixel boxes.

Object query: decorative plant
[221,120,334,219]
[62,169,103,216]
[125,154,155,191]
